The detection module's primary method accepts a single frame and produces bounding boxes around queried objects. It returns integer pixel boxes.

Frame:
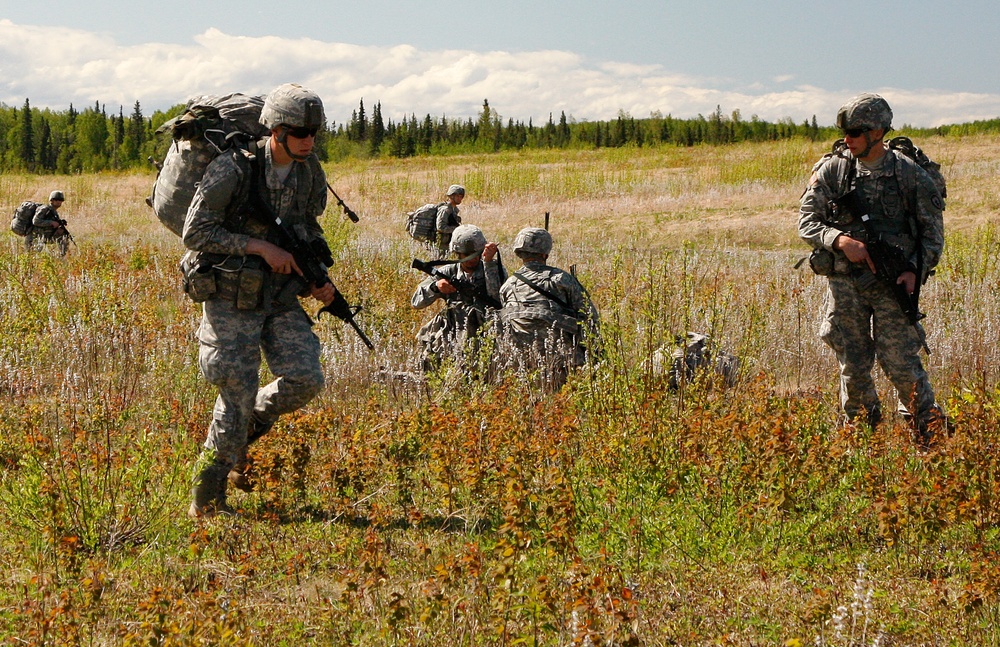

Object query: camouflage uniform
[498,228,600,389]
[799,95,944,431]
[28,192,70,255]
[412,256,506,370]
[184,138,327,471]
[434,185,464,256]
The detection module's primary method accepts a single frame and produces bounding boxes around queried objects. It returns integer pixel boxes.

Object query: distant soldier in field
[28,190,71,255]
[798,93,945,447]
[412,224,506,371]
[497,227,600,391]
[435,184,465,257]
[183,83,334,518]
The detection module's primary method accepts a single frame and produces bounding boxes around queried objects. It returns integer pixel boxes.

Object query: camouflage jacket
[31,204,64,230]
[183,137,327,258]
[799,146,944,276]
[412,258,506,337]
[499,261,599,341]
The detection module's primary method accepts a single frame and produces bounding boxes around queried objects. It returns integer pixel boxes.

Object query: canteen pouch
[236,267,265,310]
[808,248,835,276]
[181,252,219,302]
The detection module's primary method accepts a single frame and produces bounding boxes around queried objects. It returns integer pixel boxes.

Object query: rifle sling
[512,270,575,315]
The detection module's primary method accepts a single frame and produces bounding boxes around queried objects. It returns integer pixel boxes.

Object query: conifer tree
[19,98,35,168]
[369,102,385,155]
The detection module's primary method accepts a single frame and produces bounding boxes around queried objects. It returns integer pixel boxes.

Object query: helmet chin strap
[276,129,309,161]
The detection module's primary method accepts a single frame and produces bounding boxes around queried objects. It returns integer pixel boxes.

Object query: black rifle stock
[327,184,359,223]
[411,258,502,311]
[833,189,925,328]
[252,193,374,350]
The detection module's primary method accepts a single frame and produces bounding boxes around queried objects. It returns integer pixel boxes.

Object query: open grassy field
[1,134,1000,645]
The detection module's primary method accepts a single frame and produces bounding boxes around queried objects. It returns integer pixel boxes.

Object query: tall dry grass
[1,135,999,644]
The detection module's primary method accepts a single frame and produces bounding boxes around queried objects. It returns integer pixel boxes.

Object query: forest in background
[3,95,1000,174]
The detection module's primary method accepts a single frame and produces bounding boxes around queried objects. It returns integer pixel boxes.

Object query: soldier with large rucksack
[799,93,946,449]
[405,184,465,257]
[10,191,73,255]
[181,83,341,519]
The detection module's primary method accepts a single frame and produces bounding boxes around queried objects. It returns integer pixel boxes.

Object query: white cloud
[1,19,998,127]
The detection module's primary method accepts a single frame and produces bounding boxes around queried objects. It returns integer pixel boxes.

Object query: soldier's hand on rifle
[247,239,302,276]
[833,234,876,274]
[311,281,337,305]
[897,271,917,295]
[435,279,458,295]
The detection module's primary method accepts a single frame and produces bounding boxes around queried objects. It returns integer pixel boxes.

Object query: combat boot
[189,460,236,519]
[228,418,273,493]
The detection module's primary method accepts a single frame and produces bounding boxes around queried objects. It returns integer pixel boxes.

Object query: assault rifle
[833,188,926,329]
[411,258,503,311]
[251,193,374,350]
[327,184,359,223]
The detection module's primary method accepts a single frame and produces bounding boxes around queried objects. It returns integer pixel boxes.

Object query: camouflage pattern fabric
[26,204,70,255]
[412,257,506,369]
[434,203,461,255]
[799,145,944,427]
[497,261,600,389]
[185,135,327,468]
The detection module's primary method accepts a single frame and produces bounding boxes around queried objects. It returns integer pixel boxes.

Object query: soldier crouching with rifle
[411,224,506,373]
[799,93,946,449]
[182,83,341,517]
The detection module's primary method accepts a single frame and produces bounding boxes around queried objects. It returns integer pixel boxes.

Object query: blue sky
[2,0,999,127]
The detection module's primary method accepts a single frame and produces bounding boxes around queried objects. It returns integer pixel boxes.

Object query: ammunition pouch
[808,248,835,276]
[181,252,268,310]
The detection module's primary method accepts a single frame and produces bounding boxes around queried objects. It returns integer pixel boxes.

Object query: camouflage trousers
[820,273,936,425]
[197,299,324,467]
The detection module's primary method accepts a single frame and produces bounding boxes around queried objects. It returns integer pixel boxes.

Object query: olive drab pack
[406,202,447,243]
[820,137,946,210]
[887,136,947,210]
[146,93,270,237]
[10,201,40,236]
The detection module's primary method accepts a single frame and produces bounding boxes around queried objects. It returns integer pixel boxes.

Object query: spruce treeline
[1,97,997,173]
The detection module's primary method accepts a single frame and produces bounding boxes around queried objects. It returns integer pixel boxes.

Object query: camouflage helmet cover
[446,184,466,196]
[513,227,552,256]
[836,93,893,132]
[260,83,326,130]
[49,190,65,202]
[449,224,487,256]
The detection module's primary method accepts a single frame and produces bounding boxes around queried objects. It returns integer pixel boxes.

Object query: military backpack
[405,202,448,243]
[10,201,40,236]
[146,93,270,237]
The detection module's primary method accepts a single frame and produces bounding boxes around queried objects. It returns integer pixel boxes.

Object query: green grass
[1,136,1000,644]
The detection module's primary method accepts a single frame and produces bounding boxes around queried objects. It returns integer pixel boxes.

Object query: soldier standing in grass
[412,224,506,371]
[498,227,600,391]
[183,83,334,518]
[435,184,465,257]
[798,93,945,447]
[28,190,71,255]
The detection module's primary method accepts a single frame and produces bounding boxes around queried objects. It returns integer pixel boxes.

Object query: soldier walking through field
[798,93,946,447]
[183,83,335,517]
[435,184,465,257]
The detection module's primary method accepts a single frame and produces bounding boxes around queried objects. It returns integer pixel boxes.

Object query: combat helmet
[446,184,466,196]
[836,93,893,132]
[49,190,65,202]
[260,83,325,131]
[450,224,487,260]
[513,227,552,257]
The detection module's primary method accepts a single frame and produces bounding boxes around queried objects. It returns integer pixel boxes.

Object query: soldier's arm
[183,154,251,256]
[912,169,945,273]
[798,159,845,251]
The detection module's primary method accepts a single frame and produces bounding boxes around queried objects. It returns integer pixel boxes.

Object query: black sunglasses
[842,128,868,138]
[284,125,319,139]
